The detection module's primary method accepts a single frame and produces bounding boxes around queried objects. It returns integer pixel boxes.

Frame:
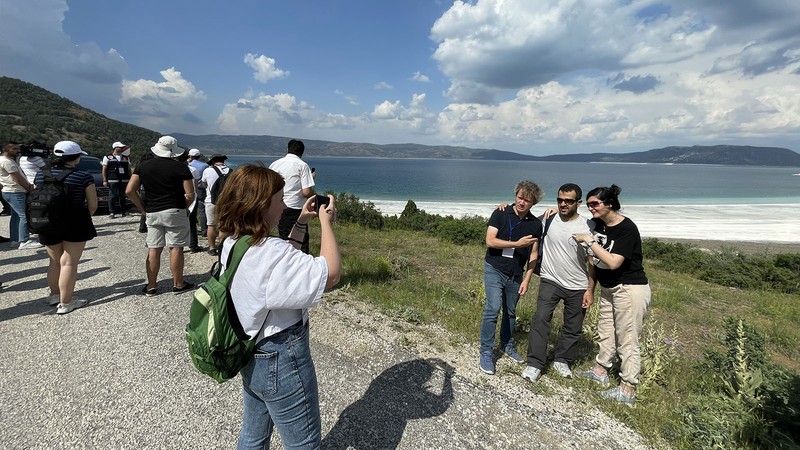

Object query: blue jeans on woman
[4,191,29,242]
[237,321,320,450]
[480,262,522,354]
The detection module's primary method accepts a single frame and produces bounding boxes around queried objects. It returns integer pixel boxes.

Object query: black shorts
[38,209,97,245]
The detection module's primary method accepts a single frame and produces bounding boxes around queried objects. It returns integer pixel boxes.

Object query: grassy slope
[310,222,799,448]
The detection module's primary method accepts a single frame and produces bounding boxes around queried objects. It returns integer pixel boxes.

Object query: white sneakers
[45,294,61,306]
[553,361,573,378]
[521,366,541,382]
[18,239,43,250]
[57,298,88,315]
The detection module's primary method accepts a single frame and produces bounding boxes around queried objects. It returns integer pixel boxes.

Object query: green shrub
[333,192,384,230]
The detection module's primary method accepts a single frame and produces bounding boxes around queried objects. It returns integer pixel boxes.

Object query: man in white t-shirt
[18,142,47,184]
[269,139,315,253]
[521,183,596,383]
[201,154,231,256]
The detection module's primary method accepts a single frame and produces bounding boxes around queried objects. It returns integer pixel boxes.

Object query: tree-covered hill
[0,76,160,161]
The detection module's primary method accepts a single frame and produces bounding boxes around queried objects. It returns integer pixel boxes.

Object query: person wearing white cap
[0,142,41,249]
[33,141,98,314]
[102,141,132,218]
[125,136,196,296]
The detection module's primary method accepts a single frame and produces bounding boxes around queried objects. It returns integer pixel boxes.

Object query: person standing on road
[201,154,230,256]
[479,180,543,375]
[269,139,315,253]
[0,142,41,249]
[102,141,132,218]
[187,149,208,239]
[573,184,651,407]
[213,163,340,449]
[35,141,97,314]
[521,183,596,383]
[125,136,195,296]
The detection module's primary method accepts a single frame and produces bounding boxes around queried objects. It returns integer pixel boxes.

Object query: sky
[1,0,800,156]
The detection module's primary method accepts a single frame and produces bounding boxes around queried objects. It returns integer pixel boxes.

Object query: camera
[315,194,330,211]
[20,142,51,159]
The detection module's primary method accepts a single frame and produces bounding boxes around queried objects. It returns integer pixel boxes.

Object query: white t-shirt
[223,237,328,342]
[0,155,25,193]
[201,164,230,204]
[19,156,46,184]
[540,214,596,291]
[268,154,315,209]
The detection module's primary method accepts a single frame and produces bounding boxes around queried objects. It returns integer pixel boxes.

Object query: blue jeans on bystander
[237,320,320,450]
[480,262,522,354]
[4,191,29,242]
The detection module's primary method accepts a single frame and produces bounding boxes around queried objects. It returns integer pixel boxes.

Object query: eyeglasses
[586,201,604,208]
[557,198,577,205]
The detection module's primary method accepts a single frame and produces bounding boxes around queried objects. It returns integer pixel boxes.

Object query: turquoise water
[227,155,800,205]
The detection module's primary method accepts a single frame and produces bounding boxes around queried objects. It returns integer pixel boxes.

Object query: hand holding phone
[315,194,330,211]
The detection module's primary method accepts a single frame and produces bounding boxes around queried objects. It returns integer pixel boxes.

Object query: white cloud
[334,89,359,106]
[120,68,207,129]
[244,53,288,83]
[373,81,393,90]
[411,71,430,82]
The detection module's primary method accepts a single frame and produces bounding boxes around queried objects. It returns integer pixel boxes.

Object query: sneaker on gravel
[576,368,610,386]
[109,213,116,219]
[56,298,88,315]
[479,351,495,375]
[598,386,636,407]
[141,286,158,297]
[553,361,573,378]
[45,294,60,306]
[172,281,195,295]
[208,248,218,256]
[503,345,524,363]
[18,239,43,250]
[521,366,541,382]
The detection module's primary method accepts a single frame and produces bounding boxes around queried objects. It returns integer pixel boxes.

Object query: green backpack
[185,236,258,383]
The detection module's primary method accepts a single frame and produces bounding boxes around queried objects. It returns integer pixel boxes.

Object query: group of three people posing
[479,180,651,407]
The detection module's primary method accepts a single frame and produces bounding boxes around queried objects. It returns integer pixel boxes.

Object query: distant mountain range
[2,76,799,166]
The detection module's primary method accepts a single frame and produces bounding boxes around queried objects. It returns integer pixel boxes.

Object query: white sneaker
[553,361,573,378]
[45,294,61,306]
[57,298,89,315]
[19,240,43,250]
[521,366,541,382]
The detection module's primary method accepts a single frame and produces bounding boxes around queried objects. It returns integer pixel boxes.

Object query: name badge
[118,168,125,174]
[502,247,515,258]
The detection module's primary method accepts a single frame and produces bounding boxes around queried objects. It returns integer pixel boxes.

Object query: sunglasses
[586,201,604,208]
[557,198,577,205]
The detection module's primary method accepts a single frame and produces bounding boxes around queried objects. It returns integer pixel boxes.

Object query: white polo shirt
[268,154,315,209]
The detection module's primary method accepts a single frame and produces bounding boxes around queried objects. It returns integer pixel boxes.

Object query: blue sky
[2,0,799,156]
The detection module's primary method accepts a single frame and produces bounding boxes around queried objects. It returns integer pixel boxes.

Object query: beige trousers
[595,283,652,386]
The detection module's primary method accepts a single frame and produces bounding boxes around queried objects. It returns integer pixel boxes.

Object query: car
[75,155,133,213]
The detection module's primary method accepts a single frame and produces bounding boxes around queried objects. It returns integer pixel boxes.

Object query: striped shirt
[33,167,95,207]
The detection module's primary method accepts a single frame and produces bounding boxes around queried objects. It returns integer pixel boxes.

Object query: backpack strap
[218,235,252,286]
[541,215,555,238]
[54,168,74,182]
[212,165,223,177]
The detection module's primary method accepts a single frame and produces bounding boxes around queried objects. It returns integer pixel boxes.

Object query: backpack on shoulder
[186,236,260,383]
[26,167,74,234]
[208,166,228,205]
[532,215,555,276]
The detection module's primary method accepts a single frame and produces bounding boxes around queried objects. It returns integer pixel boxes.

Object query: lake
[225,155,800,243]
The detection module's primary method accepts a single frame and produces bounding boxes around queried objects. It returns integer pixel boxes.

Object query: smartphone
[315,194,330,211]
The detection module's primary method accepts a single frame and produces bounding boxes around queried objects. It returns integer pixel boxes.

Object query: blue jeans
[108,180,128,214]
[238,321,320,450]
[4,191,29,242]
[480,262,522,354]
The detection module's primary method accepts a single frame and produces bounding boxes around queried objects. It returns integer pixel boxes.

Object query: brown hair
[215,163,285,245]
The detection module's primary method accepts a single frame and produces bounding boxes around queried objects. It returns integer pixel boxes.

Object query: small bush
[333,192,384,230]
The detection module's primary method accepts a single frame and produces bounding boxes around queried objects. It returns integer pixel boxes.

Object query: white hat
[53,141,88,156]
[188,148,201,157]
[151,136,180,158]
[112,141,129,149]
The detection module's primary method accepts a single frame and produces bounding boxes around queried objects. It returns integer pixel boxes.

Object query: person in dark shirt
[34,141,97,315]
[479,180,544,375]
[125,136,195,297]
[573,184,651,407]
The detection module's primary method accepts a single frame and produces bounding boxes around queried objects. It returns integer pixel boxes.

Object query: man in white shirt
[102,141,132,218]
[18,142,47,184]
[201,154,231,256]
[269,139,315,253]
[521,183,596,383]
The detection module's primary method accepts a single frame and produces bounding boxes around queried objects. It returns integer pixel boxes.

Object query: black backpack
[26,167,74,234]
[532,215,555,276]
[209,166,228,205]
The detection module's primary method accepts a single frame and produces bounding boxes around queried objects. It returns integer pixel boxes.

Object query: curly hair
[215,163,285,245]
[514,180,544,204]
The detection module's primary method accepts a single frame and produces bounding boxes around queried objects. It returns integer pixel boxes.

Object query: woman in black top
[34,141,97,315]
[572,185,651,406]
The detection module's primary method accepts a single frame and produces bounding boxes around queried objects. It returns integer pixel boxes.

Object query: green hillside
[0,76,160,161]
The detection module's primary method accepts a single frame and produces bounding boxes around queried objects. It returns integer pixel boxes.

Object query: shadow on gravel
[322,358,454,450]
